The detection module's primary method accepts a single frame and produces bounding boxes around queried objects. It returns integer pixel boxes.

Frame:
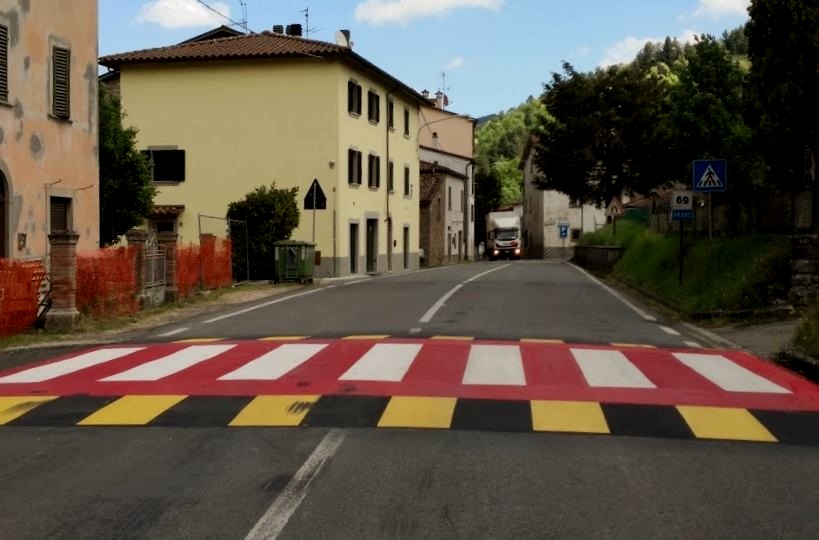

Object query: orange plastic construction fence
[0,259,46,337]
[176,238,232,298]
[76,247,139,318]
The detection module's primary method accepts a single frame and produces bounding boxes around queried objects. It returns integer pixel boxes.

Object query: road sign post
[304,178,327,244]
[605,197,624,238]
[671,190,693,286]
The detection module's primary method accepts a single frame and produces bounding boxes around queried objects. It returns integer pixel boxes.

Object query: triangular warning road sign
[696,165,724,189]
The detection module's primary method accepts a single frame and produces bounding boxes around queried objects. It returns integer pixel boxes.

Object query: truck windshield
[496,228,518,240]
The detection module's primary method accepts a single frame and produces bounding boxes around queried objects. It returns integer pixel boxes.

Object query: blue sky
[100,0,751,117]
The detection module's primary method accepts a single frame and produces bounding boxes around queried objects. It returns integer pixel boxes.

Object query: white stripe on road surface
[157,327,189,338]
[339,343,423,382]
[203,288,324,324]
[0,348,144,384]
[572,348,656,388]
[673,353,791,394]
[660,326,681,336]
[418,264,512,324]
[245,429,346,540]
[101,345,235,381]
[463,345,526,386]
[684,341,703,348]
[219,344,328,381]
[567,262,657,322]
[419,284,462,323]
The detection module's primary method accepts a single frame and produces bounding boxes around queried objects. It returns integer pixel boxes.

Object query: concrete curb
[2,339,119,353]
[678,322,742,350]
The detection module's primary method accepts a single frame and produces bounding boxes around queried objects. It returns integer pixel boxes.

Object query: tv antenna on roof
[301,6,321,38]
[238,0,248,30]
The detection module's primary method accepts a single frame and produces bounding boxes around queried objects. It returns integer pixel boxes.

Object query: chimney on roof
[435,90,446,110]
[335,29,352,47]
[422,89,430,99]
[286,23,303,37]
[272,24,284,34]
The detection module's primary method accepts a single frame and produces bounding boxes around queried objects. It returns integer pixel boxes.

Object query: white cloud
[690,0,750,19]
[137,0,231,29]
[598,29,700,67]
[445,56,464,70]
[354,0,504,26]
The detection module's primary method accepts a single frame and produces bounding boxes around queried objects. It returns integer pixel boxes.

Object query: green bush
[577,219,646,251]
[793,303,819,358]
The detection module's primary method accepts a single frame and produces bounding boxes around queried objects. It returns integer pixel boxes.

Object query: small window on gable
[142,149,186,182]
[0,25,8,103]
[367,90,380,123]
[52,46,71,119]
[348,80,362,115]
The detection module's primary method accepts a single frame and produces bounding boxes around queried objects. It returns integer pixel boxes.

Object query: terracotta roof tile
[419,160,467,180]
[99,32,348,67]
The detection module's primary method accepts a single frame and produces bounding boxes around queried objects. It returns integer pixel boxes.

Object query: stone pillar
[157,231,179,302]
[126,229,148,297]
[46,232,80,330]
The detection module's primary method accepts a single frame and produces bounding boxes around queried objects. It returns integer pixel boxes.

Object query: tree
[226,183,299,280]
[474,169,502,247]
[747,0,819,195]
[98,84,155,246]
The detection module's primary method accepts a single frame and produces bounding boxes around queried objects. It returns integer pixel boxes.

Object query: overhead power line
[193,0,252,33]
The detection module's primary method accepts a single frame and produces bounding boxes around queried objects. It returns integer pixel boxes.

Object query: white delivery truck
[486,211,522,260]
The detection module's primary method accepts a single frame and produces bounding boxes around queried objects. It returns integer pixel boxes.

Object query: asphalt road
[135,260,693,346]
[1,261,816,539]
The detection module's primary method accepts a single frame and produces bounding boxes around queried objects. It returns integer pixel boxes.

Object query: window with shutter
[348,81,362,115]
[388,161,395,193]
[368,91,380,123]
[403,108,410,136]
[52,47,70,119]
[0,25,8,103]
[404,166,410,196]
[50,197,71,233]
[388,100,394,129]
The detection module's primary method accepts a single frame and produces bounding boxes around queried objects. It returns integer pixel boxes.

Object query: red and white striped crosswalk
[1,339,817,410]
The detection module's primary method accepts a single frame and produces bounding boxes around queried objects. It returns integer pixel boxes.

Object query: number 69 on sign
[672,190,693,221]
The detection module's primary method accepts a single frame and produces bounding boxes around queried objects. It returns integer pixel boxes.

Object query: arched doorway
[0,171,7,259]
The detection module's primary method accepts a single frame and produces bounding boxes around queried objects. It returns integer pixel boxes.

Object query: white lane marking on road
[157,327,190,338]
[462,345,526,386]
[572,348,656,388]
[101,345,235,381]
[344,279,369,286]
[203,288,323,324]
[673,353,791,394]
[419,284,463,323]
[409,328,422,334]
[418,263,513,323]
[218,344,327,381]
[463,263,513,284]
[339,343,423,382]
[660,326,681,336]
[684,341,703,348]
[566,262,657,322]
[0,348,144,384]
[245,429,346,540]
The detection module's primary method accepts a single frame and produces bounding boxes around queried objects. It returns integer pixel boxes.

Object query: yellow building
[0,0,100,259]
[99,29,425,277]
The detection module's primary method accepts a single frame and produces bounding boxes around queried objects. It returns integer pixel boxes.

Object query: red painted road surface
[1,339,818,410]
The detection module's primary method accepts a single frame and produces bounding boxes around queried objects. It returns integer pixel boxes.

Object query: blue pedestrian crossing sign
[693,159,727,193]
[558,223,569,239]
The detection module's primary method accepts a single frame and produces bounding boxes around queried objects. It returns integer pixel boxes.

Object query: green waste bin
[273,241,316,283]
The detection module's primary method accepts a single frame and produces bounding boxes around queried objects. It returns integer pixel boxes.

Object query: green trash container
[273,241,316,283]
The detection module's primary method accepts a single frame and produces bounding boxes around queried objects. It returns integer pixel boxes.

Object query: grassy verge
[792,303,819,358]
[581,222,791,315]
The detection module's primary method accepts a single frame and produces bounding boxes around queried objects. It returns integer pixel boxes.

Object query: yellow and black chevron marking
[2,394,818,446]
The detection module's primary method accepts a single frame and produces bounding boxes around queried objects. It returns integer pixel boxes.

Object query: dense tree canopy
[227,184,300,280]
[98,84,155,246]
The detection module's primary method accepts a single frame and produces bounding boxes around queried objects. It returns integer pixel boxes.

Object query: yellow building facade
[0,0,99,259]
[101,31,423,277]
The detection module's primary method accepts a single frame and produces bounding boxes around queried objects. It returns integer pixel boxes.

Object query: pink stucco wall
[0,0,99,260]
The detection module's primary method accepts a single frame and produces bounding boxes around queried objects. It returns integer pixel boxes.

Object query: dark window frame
[403,166,411,196]
[368,154,381,189]
[52,46,71,119]
[348,148,363,185]
[367,90,380,123]
[388,161,395,193]
[142,149,186,183]
[347,80,362,116]
[49,196,71,233]
[387,100,395,129]
[403,107,410,136]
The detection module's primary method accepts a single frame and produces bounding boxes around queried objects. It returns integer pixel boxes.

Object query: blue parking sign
[558,224,569,239]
